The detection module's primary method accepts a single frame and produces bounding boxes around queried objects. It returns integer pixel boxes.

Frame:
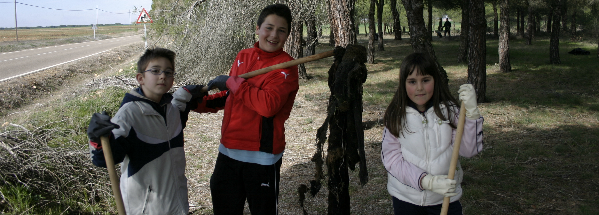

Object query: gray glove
[458,84,480,120]
[172,85,205,111]
[207,75,230,91]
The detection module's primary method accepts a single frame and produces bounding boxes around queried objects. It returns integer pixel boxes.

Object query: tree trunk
[368,0,376,63]
[305,17,317,57]
[571,10,576,36]
[561,5,568,33]
[547,11,552,33]
[550,0,562,64]
[526,1,533,45]
[458,0,470,63]
[377,0,385,51]
[519,9,525,37]
[329,0,357,47]
[493,2,498,38]
[427,0,433,40]
[469,0,486,103]
[284,21,307,79]
[391,0,402,40]
[516,9,520,35]
[499,0,511,73]
[402,0,448,85]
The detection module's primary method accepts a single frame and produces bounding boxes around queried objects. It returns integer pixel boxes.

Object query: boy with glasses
[87,48,219,214]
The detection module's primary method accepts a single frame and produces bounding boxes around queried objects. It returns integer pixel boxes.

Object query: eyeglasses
[144,69,176,77]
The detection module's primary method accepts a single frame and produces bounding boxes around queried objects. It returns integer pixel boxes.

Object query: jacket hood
[121,88,173,110]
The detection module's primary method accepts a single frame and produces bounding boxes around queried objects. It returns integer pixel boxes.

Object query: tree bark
[499,0,511,72]
[390,0,402,40]
[519,8,525,37]
[329,0,357,47]
[547,11,552,33]
[550,0,562,64]
[427,0,433,41]
[570,10,576,36]
[526,1,534,45]
[458,0,470,63]
[305,16,318,57]
[368,0,376,63]
[469,0,486,103]
[284,21,307,79]
[561,5,568,33]
[377,0,385,50]
[402,0,448,85]
[493,1,498,38]
[516,9,520,35]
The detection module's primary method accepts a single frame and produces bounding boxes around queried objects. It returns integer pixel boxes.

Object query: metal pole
[14,0,18,42]
[144,23,147,49]
[95,5,98,39]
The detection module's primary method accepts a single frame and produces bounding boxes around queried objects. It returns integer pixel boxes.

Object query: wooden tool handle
[201,50,334,92]
[101,136,127,215]
[440,102,466,215]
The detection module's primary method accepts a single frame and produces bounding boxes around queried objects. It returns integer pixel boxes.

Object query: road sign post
[136,8,153,49]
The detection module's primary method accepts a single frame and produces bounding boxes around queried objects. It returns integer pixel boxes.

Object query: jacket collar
[121,88,172,115]
[252,42,285,59]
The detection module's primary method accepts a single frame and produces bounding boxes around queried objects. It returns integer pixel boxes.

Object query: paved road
[0,35,143,82]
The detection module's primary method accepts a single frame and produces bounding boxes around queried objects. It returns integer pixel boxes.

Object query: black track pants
[210,152,282,215]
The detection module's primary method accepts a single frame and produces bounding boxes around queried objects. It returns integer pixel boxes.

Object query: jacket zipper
[422,111,429,205]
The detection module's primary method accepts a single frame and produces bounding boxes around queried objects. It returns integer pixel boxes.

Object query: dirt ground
[0,41,393,214]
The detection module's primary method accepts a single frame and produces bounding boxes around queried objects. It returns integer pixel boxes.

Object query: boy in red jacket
[173,3,297,214]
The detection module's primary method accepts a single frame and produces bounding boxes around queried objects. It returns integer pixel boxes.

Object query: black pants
[210,152,282,215]
[392,196,463,215]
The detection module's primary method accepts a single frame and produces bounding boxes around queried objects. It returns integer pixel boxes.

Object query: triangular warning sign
[136,8,153,24]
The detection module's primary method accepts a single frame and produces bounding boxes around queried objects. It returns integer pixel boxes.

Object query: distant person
[87,48,218,214]
[176,3,298,214]
[443,18,452,37]
[381,53,484,214]
[437,18,444,38]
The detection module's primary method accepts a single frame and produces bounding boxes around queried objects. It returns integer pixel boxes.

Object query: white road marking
[0,49,113,82]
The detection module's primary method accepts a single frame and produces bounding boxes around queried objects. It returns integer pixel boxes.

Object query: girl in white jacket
[381,53,484,214]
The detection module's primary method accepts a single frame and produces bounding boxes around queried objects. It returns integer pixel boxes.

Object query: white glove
[172,87,192,111]
[458,84,480,120]
[421,174,457,197]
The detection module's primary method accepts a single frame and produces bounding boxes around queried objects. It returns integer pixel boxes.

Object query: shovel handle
[201,50,334,92]
[101,136,127,215]
[440,102,466,215]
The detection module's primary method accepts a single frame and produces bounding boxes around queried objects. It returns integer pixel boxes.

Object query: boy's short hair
[256,4,292,30]
[137,48,176,73]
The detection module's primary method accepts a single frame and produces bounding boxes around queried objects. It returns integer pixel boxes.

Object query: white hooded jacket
[383,103,483,206]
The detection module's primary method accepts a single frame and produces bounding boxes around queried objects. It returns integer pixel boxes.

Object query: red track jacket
[200,42,298,154]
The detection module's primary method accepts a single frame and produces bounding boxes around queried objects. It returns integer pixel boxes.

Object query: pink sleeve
[381,127,428,190]
[452,110,484,158]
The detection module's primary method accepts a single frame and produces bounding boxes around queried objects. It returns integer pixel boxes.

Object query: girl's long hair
[383,52,459,138]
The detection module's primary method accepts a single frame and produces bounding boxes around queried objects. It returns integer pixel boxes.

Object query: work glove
[458,84,481,120]
[172,85,206,111]
[207,75,230,91]
[87,111,119,150]
[421,174,457,197]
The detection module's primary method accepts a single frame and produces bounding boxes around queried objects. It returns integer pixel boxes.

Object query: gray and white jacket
[90,88,190,215]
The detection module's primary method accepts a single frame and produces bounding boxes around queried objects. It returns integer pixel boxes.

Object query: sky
[0,0,153,28]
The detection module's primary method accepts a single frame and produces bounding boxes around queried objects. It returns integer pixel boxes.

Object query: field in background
[0,25,144,52]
